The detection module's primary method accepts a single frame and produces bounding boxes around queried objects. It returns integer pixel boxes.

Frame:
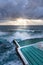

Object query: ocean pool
[0,28,43,65]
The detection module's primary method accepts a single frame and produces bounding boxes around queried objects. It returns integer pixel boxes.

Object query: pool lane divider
[17,44,36,65]
[17,48,29,65]
[13,40,29,65]
[13,40,35,65]
[17,46,43,65]
[13,40,43,65]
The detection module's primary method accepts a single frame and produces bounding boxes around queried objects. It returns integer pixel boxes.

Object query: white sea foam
[0,30,43,65]
[0,32,8,36]
[13,32,43,40]
[1,31,43,42]
[4,61,23,65]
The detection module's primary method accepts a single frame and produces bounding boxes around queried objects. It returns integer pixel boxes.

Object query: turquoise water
[21,46,43,65]
[0,29,43,65]
[18,38,43,47]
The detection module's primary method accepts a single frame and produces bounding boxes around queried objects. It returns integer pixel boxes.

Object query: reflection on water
[0,27,43,65]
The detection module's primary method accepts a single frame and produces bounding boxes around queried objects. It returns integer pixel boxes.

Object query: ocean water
[0,25,43,65]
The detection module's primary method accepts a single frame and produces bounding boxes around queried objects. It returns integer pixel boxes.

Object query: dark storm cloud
[0,0,43,20]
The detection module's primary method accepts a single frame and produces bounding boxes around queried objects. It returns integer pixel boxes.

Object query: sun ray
[0,18,43,25]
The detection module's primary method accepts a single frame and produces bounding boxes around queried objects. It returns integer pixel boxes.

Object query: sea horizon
[0,25,43,32]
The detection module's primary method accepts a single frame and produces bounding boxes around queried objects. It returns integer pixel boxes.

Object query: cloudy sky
[0,0,43,25]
